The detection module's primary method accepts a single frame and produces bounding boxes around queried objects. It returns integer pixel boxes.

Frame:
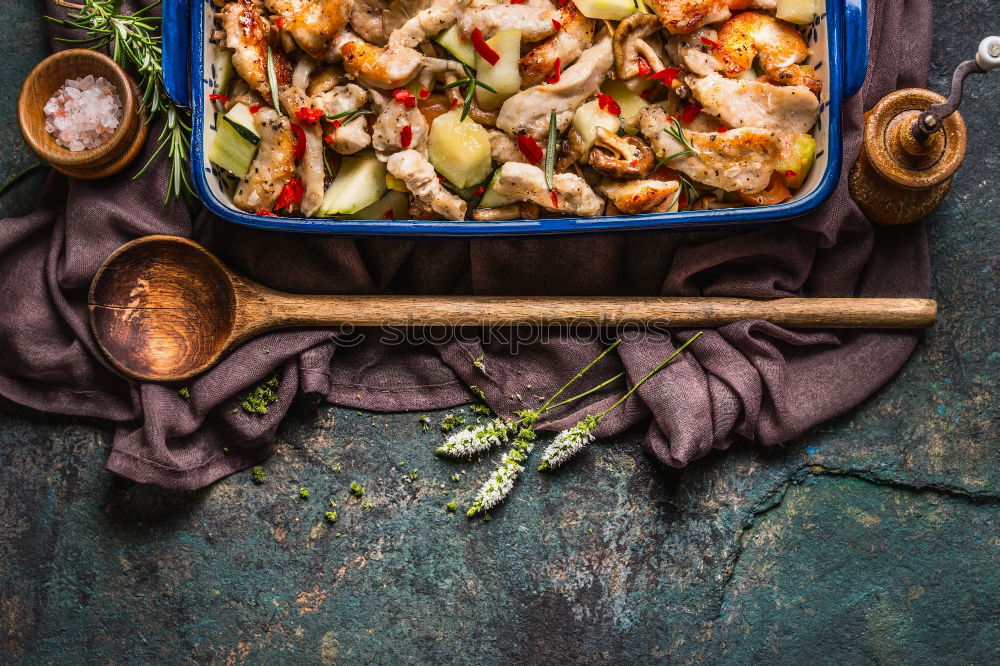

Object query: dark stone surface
[1,2,998,663]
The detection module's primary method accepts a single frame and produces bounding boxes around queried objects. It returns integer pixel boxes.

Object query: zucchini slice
[207,103,261,178]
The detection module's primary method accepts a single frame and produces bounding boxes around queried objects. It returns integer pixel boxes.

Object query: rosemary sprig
[544,110,557,192]
[326,108,374,124]
[445,63,498,121]
[0,163,47,198]
[653,116,697,172]
[47,0,194,203]
[266,46,281,114]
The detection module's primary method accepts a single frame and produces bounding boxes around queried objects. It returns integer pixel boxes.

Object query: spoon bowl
[90,236,239,381]
[89,236,937,383]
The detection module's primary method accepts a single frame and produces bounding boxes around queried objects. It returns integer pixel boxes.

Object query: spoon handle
[255,295,936,329]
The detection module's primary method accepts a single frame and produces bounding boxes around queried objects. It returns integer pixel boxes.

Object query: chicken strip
[317,84,372,154]
[666,27,725,77]
[372,98,430,160]
[264,0,353,60]
[234,109,297,212]
[350,0,388,45]
[392,0,471,48]
[598,179,680,215]
[460,5,561,43]
[498,32,613,139]
[639,105,778,193]
[492,162,604,217]
[687,73,819,134]
[646,0,748,35]
[221,0,292,99]
[386,150,467,221]
[518,3,595,87]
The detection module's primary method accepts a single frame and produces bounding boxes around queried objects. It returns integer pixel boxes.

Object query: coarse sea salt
[43,75,122,152]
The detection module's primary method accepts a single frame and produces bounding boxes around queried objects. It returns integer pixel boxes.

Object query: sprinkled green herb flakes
[451,474,461,482]
[349,481,365,497]
[299,487,310,499]
[419,415,431,431]
[440,413,467,433]
[446,502,457,512]
[325,511,338,522]
[409,469,419,480]
[251,466,266,484]
[178,387,190,399]
[331,464,341,473]
[473,355,485,369]
[242,375,279,414]
[470,403,492,417]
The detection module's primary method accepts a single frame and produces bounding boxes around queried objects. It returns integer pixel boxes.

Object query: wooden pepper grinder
[849,36,1000,225]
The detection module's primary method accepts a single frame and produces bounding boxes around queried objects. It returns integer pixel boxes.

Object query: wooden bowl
[17,49,148,180]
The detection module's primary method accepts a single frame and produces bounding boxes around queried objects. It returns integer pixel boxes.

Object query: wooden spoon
[88,236,937,383]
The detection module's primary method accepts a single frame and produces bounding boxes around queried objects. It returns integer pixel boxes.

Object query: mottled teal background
[1,1,998,663]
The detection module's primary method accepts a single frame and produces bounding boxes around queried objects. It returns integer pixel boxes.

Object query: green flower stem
[595,332,702,420]
[544,372,625,411]
[539,339,622,411]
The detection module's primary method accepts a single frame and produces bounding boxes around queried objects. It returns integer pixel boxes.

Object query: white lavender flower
[436,418,515,458]
[467,427,537,517]
[537,415,599,472]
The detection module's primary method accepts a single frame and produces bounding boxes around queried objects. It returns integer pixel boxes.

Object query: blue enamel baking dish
[162,0,868,236]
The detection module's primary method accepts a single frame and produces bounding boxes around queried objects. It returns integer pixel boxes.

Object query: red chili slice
[275,16,285,29]
[511,0,527,4]
[639,89,653,100]
[393,89,417,108]
[679,191,688,208]
[475,186,485,196]
[471,28,500,66]
[700,36,719,48]
[331,119,341,129]
[637,57,652,78]
[597,93,621,116]
[544,58,562,84]
[400,125,413,149]
[323,135,334,144]
[550,191,559,208]
[418,88,430,98]
[449,97,460,109]
[718,125,728,133]
[274,178,304,211]
[249,105,263,113]
[516,132,543,164]
[785,170,797,178]
[290,123,306,161]
[650,68,681,85]
[681,103,702,123]
[256,210,278,217]
[552,19,562,31]
[295,106,324,125]
[209,94,229,104]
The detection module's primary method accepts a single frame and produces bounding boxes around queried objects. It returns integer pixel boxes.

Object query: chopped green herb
[178,387,190,399]
[469,385,487,401]
[331,464,341,473]
[409,469,420,480]
[443,490,450,495]
[361,501,373,509]
[419,415,431,431]
[299,487,310,499]
[470,403,492,417]
[473,355,485,370]
[446,502,457,512]
[349,481,365,497]
[242,375,279,414]
[251,466,266,484]
[325,511,338,523]
[440,414,467,433]
[450,474,461,482]
[483,514,492,522]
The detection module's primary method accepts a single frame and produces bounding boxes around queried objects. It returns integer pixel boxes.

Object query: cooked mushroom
[588,127,654,179]
[598,178,679,215]
[613,13,668,80]
[473,204,520,221]
[556,128,587,172]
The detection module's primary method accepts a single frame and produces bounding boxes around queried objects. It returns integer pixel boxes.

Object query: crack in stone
[711,465,1000,621]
